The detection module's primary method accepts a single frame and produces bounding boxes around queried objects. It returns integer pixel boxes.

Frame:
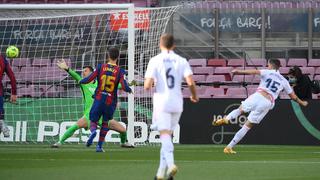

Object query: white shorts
[151,111,181,131]
[241,92,273,124]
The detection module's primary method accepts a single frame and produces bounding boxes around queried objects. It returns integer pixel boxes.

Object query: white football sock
[160,134,174,168]
[228,125,251,148]
[226,109,241,120]
[156,149,166,178]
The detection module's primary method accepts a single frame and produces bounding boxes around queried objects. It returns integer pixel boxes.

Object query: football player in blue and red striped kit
[0,54,17,137]
[79,47,132,152]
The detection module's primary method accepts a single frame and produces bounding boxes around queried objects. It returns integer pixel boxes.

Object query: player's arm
[79,65,99,84]
[144,78,154,90]
[119,70,132,93]
[185,75,199,103]
[144,59,156,90]
[183,59,198,103]
[4,56,17,103]
[284,79,308,106]
[56,59,81,82]
[231,69,260,75]
[289,92,308,107]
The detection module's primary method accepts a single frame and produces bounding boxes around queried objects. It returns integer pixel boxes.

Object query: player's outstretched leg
[96,121,109,152]
[108,120,134,148]
[213,108,242,126]
[52,124,80,148]
[86,121,98,147]
[224,122,252,154]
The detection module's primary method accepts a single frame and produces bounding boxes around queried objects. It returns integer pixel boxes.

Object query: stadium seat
[17,86,33,97]
[252,75,260,83]
[315,67,320,74]
[206,88,227,98]
[314,75,320,80]
[247,58,266,67]
[279,67,290,74]
[206,75,226,83]
[214,67,233,81]
[232,75,254,82]
[278,58,287,67]
[32,59,51,67]
[300,67,315,76]
[52,59,71,67]
[188,59,207,67]
[193,67,214,75]
[192,75,206,82]
[4,0,27,3]
[308,59,320,67]
[226,88,247,98]
[20,67,40,82]
[227,59,245,67]
[247,87,257,96]
[207,59,226,67]
[287,58,307,67]
[12,58,30,68]
[27,0,47,3]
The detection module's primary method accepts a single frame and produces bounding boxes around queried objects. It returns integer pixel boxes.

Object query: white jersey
[145,50,193,113]
[257,69,293,101]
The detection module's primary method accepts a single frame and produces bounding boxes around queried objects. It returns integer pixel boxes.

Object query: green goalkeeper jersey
[67,69,97,112]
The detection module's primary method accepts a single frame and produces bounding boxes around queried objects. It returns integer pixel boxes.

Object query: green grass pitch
[0,144,320,180]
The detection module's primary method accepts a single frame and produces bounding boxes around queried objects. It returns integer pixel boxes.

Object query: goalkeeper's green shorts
[83,109,103,130]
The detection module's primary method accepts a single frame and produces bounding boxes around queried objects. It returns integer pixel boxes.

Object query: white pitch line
[0,158,320,164]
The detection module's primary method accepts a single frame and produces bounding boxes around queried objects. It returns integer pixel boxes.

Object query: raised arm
[56,59,81,82]
[119,75,132,93]
[231,69,261,75]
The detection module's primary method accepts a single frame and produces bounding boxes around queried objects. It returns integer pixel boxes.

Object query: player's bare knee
[77,118,87,128]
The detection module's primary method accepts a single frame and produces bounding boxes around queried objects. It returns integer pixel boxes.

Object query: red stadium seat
[206,88,227,98]
[300,67,315,76]
[278,58,287,67]
[315,67,320,75]
[207,59,226,67]
[232,75,254,82]
[279,67,290,74]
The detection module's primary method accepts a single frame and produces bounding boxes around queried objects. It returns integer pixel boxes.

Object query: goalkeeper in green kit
[51,59,134,148]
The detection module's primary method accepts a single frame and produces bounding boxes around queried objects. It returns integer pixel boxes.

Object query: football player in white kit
[144,34,199,180]
[213,58,308,154]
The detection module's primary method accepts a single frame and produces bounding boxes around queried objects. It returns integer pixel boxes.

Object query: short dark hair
[83,65,94,72]
[108,47,120,60]
[160,34,175,49]
[268,58,281,70]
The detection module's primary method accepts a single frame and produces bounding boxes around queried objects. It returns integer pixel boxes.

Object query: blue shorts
[0,96,4,120]
[89,99,116,122]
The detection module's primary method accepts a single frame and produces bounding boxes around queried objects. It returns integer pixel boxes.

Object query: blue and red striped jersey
[0,55,17,96]
[80,63,131,105]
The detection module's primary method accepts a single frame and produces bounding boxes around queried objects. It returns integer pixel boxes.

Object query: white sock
[160,134,174,168]
[156,149,166,177]
[226,109,241,120]
[227,125,250,148]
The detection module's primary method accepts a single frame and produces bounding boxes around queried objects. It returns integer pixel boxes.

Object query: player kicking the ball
[79,47,132,152]
[51,59,134,148]
[213,58,308,154]
[145,34,199,180]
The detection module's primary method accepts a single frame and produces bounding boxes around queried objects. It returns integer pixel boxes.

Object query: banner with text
[180,99,320,145]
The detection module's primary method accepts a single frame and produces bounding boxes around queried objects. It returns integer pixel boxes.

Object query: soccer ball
[6,46,19,58]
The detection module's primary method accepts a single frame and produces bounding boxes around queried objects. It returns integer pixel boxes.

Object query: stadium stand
[0,0,158,6]
[186,58,320,99]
